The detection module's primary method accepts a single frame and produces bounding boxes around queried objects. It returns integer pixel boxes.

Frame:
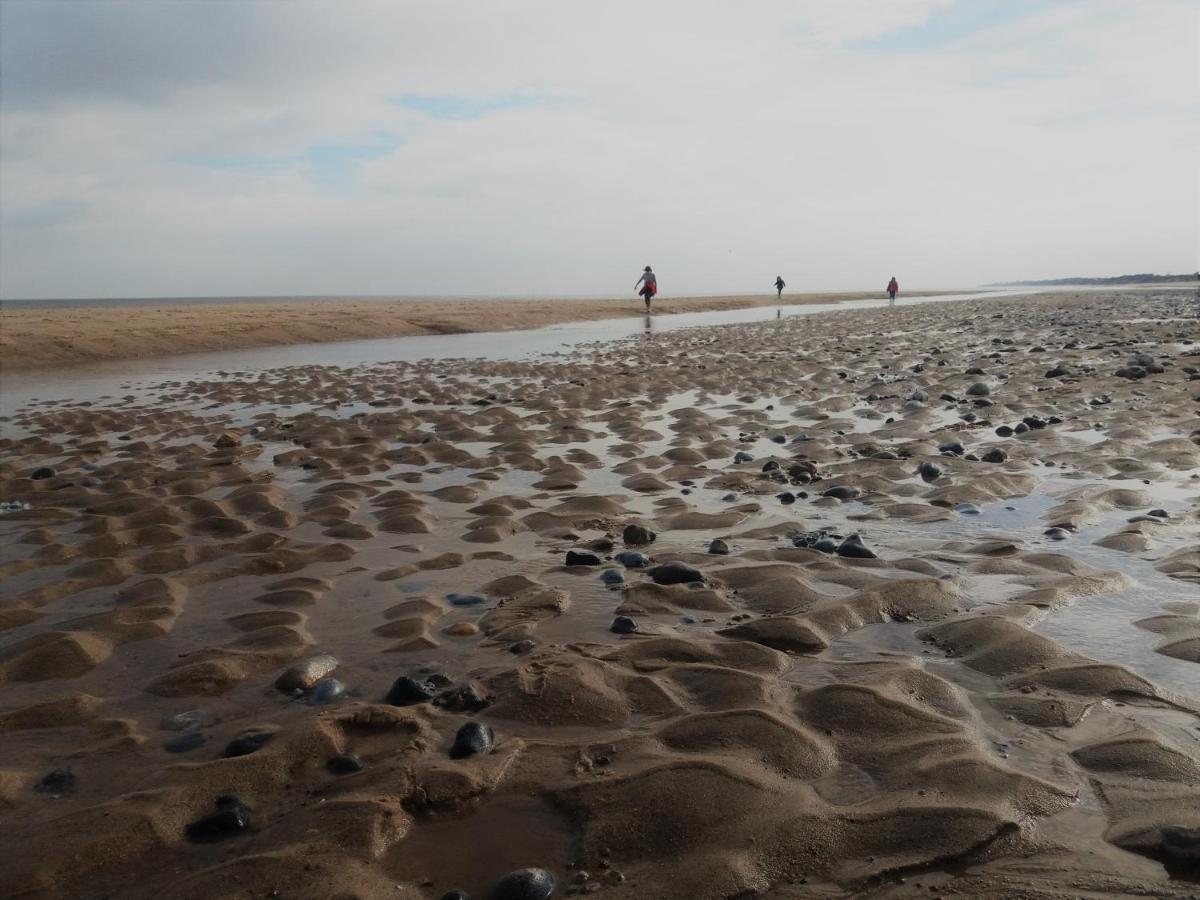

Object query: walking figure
[636,266,657,311]
[887,276,899,305]
[774,275,785,299]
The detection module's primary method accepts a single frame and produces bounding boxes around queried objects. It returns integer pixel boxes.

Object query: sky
[0,0,1197,300]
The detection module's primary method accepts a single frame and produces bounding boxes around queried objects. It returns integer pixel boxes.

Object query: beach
[0,286,1198,898]
[0,291,956,371]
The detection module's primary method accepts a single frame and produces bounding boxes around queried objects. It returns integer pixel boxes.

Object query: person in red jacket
[635,266,657,311]
[887,276,899,305]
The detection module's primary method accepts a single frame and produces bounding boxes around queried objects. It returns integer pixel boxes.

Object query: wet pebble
[981,448,1008,463]
[599,569,625,585]
[326,755,365,775]
[733,451,754,463]
[186,796,250,841]
[385,675,439,706]
[440,891,470,900]
[491,868,556,900]
[510,639,536,654]
[966,382,991,396]
[307,677,346,705]
[835,534,877,559]
[445,622,481,636]
[435,682,492,713]
[707,538,730,555]
[224,731,275,758]
[164,731,207,753]
[622,523,656,545]
[614,550,648,568]
[918,462,942,482]
[937,441,965,455]
[649,562,704,585]
[447,593,488,607]
[822,485,861,501]
[1044,527,1071,541]
[450,721,496,759]
[565,550,602,566]
[610,615,638,634]
[954,502,981,515]
[34,769,76,797]
[30,467,55,480]
[777,491,796,504]
[275,653,338,693]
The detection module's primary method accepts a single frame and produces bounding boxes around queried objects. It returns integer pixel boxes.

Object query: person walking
[774,275,786,299]
[636,266,657,311]
[887,276,899,305]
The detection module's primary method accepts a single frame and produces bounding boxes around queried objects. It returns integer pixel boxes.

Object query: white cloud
[1,0,1196,299]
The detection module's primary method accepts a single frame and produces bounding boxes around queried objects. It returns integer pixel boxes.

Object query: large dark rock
[450,722,496,759]
[186,796,250,841]
[491,868,556,900]
[385,675,438,706]
[835,534,877,559]
[565,550,602,566]
[649,562,704,585]
[223,731,274,758]
[622,524,656,546]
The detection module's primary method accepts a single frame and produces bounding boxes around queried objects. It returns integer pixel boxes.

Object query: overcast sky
[1,0,1196,300]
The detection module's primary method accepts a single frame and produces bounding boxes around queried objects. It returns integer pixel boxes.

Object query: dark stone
[981,448,1008,463]
[164,731,207,753]
[954,503,981,515]
[81,477,101,488]
[615,551,649,568]
[1115,366,1147,380]
[327,755,365,775]
[441,892,470,900]
[966,382,991,397]
[509,639,535,654]
[186,796,250,841]
[813,538,838,554]
[918,462,942,482]
[770,434,787,444]
[622,524,656,546]
[599,569,625,585]
[937,441,965,456]
[449,722,495,759]
[565,550,602,566]
[385,676,438,706]
[447,593,488,607]
[995,425,1014,437]
[708,539,730,555]
[821,485,860,501]
[908,390,928,403]
[434,683,492,713]
[649,562,704,585]
[965,366,986,375]
[835,534,877,559]
[34,769,76,797]
[610,615,638,634]
[1022,416,1047,430]
[30,467,54,480]
[1014,422,1029,434]
[223,731,275,758]
[1045,365,1070,378]
[306,678,346,705]
[491,868,556,900]
[1044,527,1070,541]
[1148,508,1169,518]
[733,451,754,463]
[777,491,796,504]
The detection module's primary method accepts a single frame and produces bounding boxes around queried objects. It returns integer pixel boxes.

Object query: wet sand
[0,287,1198,899]
[0,291,955,371]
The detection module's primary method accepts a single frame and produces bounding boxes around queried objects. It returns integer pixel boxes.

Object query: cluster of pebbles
[0,289,1198,898]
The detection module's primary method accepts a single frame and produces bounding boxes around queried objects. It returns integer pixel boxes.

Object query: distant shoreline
[0,290,962,371]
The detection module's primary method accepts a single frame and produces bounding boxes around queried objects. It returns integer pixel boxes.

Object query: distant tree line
[988,273,1199,286]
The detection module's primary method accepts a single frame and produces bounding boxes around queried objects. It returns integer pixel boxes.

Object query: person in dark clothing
[635,266,657,311]
[887,276,899,305]
[774,276,785,299]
